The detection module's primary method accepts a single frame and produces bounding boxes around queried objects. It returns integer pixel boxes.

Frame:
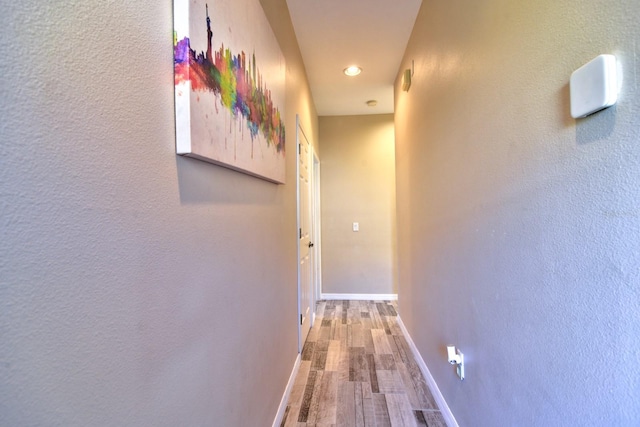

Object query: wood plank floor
[281,300,447,427]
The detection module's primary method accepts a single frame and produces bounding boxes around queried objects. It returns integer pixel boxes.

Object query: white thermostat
[570,54,619,119]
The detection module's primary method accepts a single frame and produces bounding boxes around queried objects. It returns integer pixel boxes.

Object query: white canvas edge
[396,315,459,427]
[175,81,192,154]
[174,0,191,154]
[272,353,301,427]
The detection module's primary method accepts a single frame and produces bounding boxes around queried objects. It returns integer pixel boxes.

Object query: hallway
[281,300,447,427]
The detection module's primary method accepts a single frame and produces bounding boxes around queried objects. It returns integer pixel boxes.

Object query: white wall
[0,0,316,425]
[395,0,640,425]
[319,114,397,296]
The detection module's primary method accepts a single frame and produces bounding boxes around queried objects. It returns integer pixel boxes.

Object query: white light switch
[570,54,619,119]
[352,222,359,232]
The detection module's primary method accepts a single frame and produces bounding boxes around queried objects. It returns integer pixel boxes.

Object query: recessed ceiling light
[366,100,378,107]
[343,66,362,76]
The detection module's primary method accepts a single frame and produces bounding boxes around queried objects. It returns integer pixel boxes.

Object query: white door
[297,118,313,351]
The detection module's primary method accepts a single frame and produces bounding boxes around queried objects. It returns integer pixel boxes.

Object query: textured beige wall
[395,0,640,425]
[320,114,397,295]
[0,0,316,425]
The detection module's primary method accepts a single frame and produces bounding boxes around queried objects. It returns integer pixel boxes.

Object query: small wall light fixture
[343,66,362,76]
[402,69,412,92]
[402,60,415,92]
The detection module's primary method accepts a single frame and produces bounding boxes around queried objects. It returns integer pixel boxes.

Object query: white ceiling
[286,0,422,116]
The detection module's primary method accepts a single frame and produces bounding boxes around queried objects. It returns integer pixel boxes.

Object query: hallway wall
[395,0,640,425]
[319,115,397,296]
[0,0,316,425]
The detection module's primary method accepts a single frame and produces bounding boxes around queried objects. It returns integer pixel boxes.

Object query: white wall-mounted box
[570,54,619,119]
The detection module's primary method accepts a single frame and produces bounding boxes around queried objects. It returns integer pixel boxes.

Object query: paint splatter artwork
[174,0,286,183]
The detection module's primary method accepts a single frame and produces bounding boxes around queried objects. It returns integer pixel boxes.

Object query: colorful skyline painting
[174,0,286,183]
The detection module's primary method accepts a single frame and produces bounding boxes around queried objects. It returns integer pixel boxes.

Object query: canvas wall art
[174,0,286,183]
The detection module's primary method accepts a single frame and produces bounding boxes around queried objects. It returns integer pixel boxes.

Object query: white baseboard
[320,293,398,301]
[396,316,459,427]
[272,353,301,427]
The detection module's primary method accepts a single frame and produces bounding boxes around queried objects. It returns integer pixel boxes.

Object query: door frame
[311,150,322,307]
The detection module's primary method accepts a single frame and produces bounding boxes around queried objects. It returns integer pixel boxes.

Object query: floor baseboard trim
[396,316,459,427]
[272,353,301,427]
[320,293,398,301]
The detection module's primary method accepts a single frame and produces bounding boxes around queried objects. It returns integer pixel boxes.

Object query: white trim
[312,150,322,303]
[320,293,398,301]
[396,316,459,427]
[272,353,301,427]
